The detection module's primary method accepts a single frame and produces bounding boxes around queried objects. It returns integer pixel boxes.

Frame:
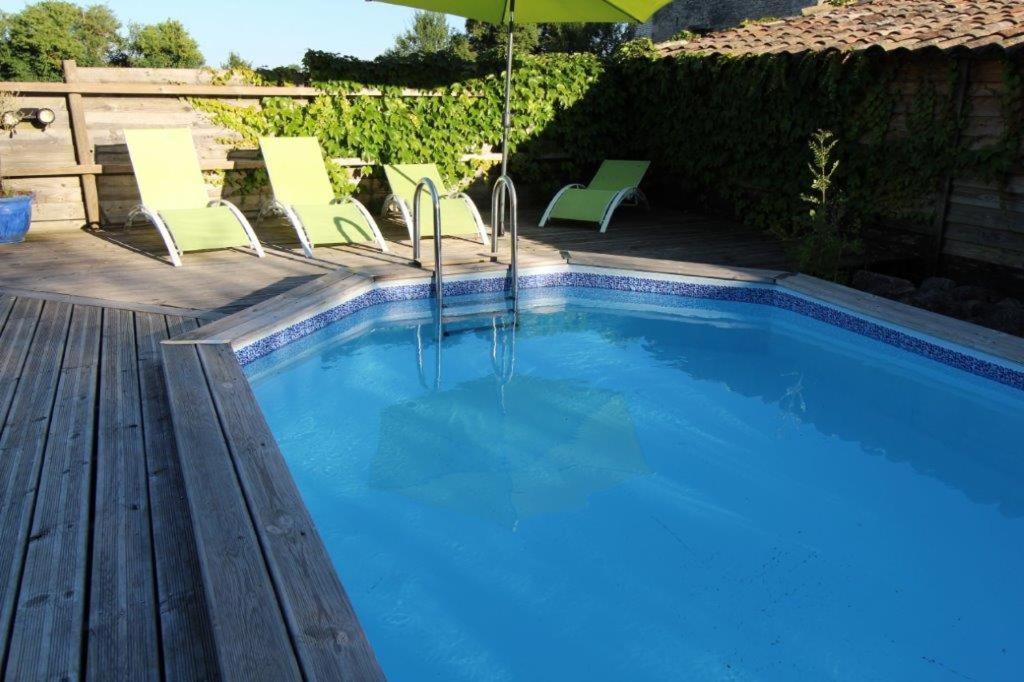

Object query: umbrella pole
[496,3,515,236]
[500,2,515,180]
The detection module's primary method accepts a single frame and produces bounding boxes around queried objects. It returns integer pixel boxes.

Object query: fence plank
[0,81,446,98]
[63,61,100,227]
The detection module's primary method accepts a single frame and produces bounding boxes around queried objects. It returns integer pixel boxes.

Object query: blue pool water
[247,287,1024,681]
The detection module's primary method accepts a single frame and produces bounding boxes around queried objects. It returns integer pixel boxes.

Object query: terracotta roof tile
[657,0,1024,57]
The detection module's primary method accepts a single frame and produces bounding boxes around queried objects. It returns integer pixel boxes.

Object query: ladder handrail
[490,174,519,312]
[413,177,444,310]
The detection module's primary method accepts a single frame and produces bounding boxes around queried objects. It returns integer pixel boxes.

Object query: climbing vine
[192,53,605,200]
[193,42,1022,263]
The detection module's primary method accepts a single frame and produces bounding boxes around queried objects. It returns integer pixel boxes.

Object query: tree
[222,51,252,71]
[538,23,636,57]
[465,20,539,61]
[387,11,455,57]
[123,20,204,68]
[0,1,121,81]
[462,20,633,60]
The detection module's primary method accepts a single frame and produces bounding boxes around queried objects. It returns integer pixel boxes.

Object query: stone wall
[642,0,818,41]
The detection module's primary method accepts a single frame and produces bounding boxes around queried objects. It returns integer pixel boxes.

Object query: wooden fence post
[929,55,971,274]
[63,60,101,228]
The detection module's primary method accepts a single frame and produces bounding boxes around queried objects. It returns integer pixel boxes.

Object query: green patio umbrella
[373,0,673,178]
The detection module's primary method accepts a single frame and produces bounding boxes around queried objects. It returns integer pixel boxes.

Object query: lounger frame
[381,192,488,244]
[539,184,650,233]
[125,199,265,267]
[256,197,389,257]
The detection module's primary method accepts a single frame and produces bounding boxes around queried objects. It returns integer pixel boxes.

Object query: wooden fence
[893,55,1024,280]
[943,54,1024,281]
[0,61,497,233]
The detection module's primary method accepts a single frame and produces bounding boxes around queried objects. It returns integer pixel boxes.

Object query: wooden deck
[0,294,218,679]
[0,208,792,316]
[0,285,384,680]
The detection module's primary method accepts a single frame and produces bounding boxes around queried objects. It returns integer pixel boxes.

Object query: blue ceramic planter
[0,194,33,244]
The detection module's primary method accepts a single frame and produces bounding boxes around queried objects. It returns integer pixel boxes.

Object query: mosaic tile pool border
[235,269,1024,391]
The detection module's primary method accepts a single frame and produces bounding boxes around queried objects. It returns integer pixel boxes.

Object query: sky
[0,0,463,67]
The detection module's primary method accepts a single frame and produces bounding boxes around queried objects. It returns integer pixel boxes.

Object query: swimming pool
[244,272,1024,681]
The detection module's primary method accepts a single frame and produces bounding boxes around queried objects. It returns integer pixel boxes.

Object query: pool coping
[171,254,1024,371]
[159,252,1024,680]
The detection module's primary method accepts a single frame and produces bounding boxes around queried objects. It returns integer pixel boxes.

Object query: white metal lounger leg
[127,205,183,267]
[338,197,389,253]
[382,194,416,242]
[254,199,311,258]
[539,183,584,227]
[634,188,651,211]
[254,200,285,232]
[598,188,637,234]
[256,200,314,257]
[454,192,488,244]
[285,205,316,258]
[210,199,265,258]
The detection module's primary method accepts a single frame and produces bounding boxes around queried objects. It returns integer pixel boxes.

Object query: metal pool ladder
[412,177,444,311]
[490,174,519,313]
[412,174,521,317]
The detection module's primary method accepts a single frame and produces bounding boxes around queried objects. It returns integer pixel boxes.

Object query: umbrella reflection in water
[379,315,649,527]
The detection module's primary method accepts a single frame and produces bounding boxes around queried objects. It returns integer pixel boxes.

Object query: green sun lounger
[540,160,651,233]
[381,164,488,243]
[124,128,264,267]
[258,137,387,256]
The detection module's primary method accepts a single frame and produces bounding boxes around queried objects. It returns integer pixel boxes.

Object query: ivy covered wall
[194,52,609,202]
[197,43,1024,283]
[607,45,1022,271]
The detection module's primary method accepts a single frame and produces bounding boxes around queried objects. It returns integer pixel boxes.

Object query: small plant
[772,129,862,280]
[799,129,862,279]
[740,17,780,28]
[802,129,840,216]
[0,89,34,243]
[669,29,701,42]
[0,91,19,197]
[0,91,17,123]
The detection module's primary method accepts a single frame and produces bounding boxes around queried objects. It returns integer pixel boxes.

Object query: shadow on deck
[0,207,791,316]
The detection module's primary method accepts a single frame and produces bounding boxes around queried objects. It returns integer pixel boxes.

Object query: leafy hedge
[196,43,1022,246]
[194,52,606,197]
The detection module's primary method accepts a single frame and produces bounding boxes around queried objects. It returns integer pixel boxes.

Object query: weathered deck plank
[162,342,301,681]
[0,208,793,315]
[0,285,211,320]
[0,295,14,338]
[88,308,160,680]
[0,301,73,670]
[0,297,44,434]
[136,313,219,681]
[5,305,101,679]
[199,343,383,680]
[169,268,365,345]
